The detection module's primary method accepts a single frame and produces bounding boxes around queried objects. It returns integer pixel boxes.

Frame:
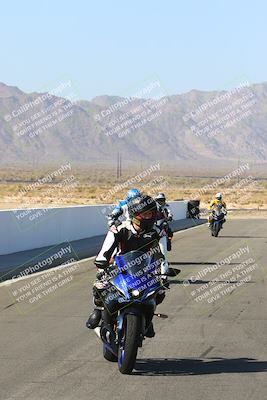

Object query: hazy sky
[1,0,266,100]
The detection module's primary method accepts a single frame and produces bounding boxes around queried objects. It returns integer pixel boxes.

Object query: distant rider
[107,188,141,227]
[208,192,227,227]
[155,192,173,244]
[154,192,174,275]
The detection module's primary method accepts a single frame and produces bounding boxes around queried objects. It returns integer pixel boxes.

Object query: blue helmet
[127,188,141,200]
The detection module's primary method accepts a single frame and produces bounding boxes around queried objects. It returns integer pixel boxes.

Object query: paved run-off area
[0,219,266,400]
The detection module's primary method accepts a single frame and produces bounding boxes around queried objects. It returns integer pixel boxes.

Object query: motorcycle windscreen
[112,250,161,298]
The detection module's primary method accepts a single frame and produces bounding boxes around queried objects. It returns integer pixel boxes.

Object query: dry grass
[0,167,266,211]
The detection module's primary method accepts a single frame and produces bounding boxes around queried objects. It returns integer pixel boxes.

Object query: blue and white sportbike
[93,250,166,374]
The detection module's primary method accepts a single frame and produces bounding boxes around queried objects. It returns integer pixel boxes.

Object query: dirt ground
[0,167,266,211]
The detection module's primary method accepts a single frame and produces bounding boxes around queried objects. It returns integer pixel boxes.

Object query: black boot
[166,268,180,277]
[145,322,155,338]
[86,309,102,329]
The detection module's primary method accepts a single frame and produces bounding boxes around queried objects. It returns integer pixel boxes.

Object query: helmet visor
[156,198,165,205]
[136,210,156,220]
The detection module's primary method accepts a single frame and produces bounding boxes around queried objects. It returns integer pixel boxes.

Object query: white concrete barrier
[169,200,188,220]
[0,201,188,256]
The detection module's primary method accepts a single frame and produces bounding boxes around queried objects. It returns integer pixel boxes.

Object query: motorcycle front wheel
[118,314,141,374]
[213,223,220,237]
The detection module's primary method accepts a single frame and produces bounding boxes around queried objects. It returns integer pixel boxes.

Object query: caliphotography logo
[4,242,83,314]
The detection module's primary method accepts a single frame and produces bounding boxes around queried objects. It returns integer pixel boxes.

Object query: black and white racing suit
[95,220,164,269]
[156,203,173,274]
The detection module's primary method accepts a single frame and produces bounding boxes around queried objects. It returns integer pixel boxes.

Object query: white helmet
[215,192,223,200]
[155,192,166,201]
[155,192,166,205]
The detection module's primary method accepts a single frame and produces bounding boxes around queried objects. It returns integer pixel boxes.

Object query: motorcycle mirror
[154,313,168,319]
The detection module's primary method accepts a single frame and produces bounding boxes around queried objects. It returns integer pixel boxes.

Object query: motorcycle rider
[108,189,171,277]
[86,194,167,338]
[155,192,173,247]
[208,192,227,227]
[154,192,174,275]
[107,188,141,227]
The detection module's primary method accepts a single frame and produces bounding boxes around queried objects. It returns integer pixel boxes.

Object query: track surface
[0,219,266,400]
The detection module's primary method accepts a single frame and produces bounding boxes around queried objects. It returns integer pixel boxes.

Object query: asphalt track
[0,219,266,400]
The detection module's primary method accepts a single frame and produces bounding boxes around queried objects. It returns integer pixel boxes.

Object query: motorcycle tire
[214,223,220,237]
[118,314,141,374]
